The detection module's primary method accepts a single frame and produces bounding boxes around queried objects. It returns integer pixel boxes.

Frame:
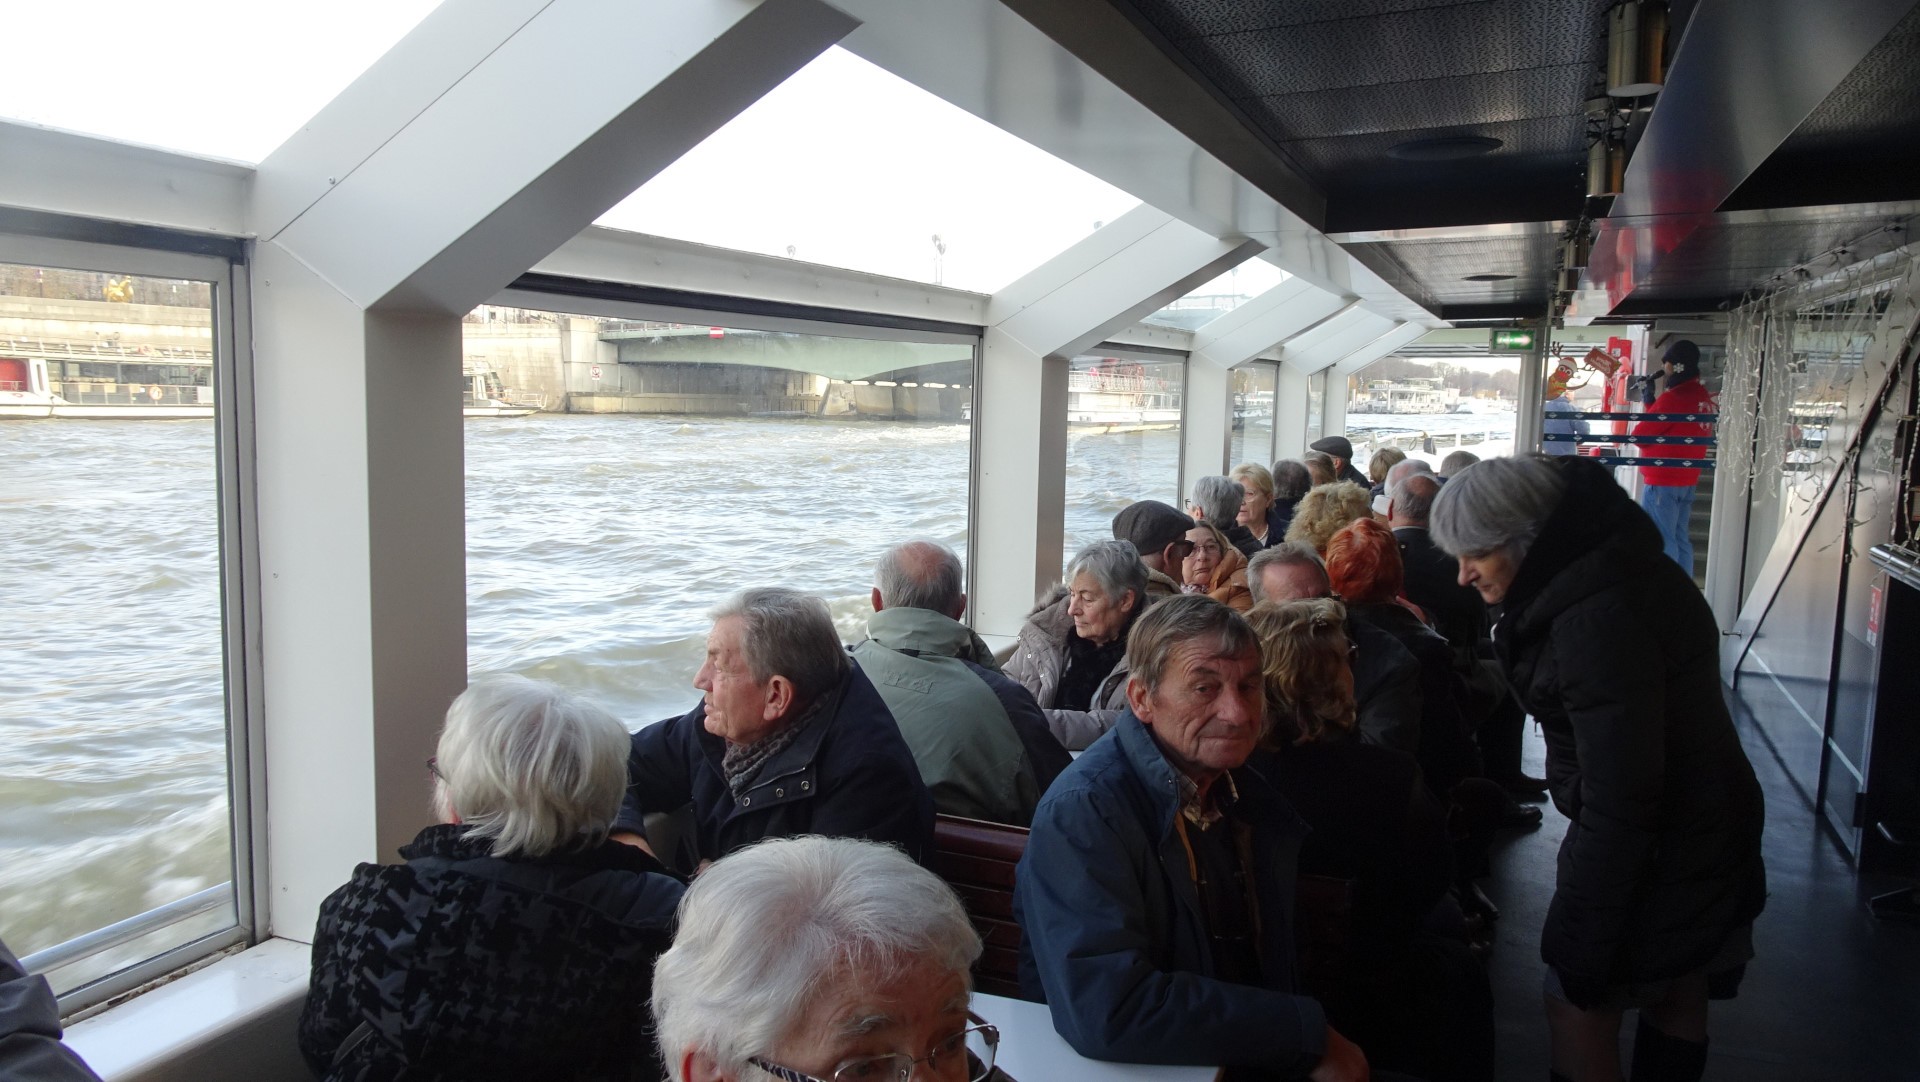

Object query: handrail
[20,883,232,975]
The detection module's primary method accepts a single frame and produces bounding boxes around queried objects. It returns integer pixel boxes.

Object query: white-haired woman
[1431,455,1765,1082]
[299,675,686,1082]
[653,836,1003,1082]
[1005,539,1148,750]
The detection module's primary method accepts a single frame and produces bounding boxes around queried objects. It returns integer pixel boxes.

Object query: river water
[0,407,1506,972]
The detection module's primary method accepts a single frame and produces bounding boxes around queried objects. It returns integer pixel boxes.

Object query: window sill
[64,938,311,1082]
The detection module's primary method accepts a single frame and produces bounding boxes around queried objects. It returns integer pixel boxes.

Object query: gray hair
[1126,594,1260,694]
[1384,457,1432,487]
[1066,539,1148,609]
[874,540,964,615]
[1191,475,1244,529]
[651,836,980,1081]
[1438,449,1480,476]
[1270,459,1312,501]
[710,587,849,706]
[433,675,630,859]
[1388,473,1441,526]
[1246,541,1330,602]
[1429,454,1567,560]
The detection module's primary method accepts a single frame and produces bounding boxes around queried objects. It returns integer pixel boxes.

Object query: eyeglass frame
[746,1012,999,1082]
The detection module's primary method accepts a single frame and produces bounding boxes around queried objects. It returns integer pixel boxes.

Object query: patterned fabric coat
[299,824,685,1082]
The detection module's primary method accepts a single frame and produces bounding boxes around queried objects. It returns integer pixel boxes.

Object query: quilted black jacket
[299,824,684,1081]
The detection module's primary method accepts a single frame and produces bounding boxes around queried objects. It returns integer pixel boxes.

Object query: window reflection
[1062,353,1184,561]
[1231,363,1276,468]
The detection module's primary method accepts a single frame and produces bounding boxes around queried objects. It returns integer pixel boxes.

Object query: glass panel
[1230,363,1276,469]
[0,2,445,163]
[463,305,975,724]
[0,262,236,995]
[598,47,1140,294]
[1142,256,1287,330]
[1306,371,1327,443]
[1341,352,1518,473]
[1062,354,1185,564]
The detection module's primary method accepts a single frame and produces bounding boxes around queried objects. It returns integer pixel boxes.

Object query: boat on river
[0,352,214,418]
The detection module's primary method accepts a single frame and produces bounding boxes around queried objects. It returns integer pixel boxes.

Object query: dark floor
[1481,697,1920,1081]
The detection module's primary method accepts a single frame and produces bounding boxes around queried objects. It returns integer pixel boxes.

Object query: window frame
[0,227,262,1014]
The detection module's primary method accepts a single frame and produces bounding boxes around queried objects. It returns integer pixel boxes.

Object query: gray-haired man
[612,587,933,866]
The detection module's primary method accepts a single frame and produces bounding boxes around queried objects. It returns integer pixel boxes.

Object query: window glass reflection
[462,306,975,725]
[1143,256,1286,330]
[1230,363,1276,468]
[0,261,235,995]
[1062,354,1184,562]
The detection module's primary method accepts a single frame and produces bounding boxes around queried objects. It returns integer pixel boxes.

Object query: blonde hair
[1230,462,1275,502]
[1283,481,1373,554]
[1368,447,1407,485]
[1245,599,1355,745]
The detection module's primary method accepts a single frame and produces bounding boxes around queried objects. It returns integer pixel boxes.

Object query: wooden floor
[1481,697,1920,1080]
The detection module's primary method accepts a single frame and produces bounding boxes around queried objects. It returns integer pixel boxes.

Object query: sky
[0,3,1142,294]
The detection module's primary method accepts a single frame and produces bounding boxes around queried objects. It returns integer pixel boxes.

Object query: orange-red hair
[1325,517,1404,604]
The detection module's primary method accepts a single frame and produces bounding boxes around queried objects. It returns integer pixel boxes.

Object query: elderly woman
[1006,539,1146,750]
[1230,462,1286,548]
[1179,521,1252,611]
[300,676,686,1082]
[1431,455,1766,1082]
[1283,480,1373,554]
[1244,600,1487,1082]
[1366,447,1407,490]
[1189,474,1263,557]
[653,836,1000,1082]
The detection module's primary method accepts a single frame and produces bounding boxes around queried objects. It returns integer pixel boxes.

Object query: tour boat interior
[4,1,1919,1079]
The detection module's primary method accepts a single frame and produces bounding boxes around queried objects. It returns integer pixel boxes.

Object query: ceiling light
[1463,273,1516,282]
[1388,136,1503,161]
[1607,1,1668,97]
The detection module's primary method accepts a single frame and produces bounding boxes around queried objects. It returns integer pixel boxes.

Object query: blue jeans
[1641,483,1696,571]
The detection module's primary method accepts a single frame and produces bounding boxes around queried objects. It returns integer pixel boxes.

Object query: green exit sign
[1492,329,1536,351]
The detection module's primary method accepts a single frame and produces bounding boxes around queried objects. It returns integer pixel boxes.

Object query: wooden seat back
[929,814,1031,999]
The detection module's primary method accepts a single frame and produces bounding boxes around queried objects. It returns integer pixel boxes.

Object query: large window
[1341,352,1519,471]
[0,250,249,1005]
[463,304,976,726]
[1231,363,1277,469]
[1062,352,1185,562]
[1143,256,1287,331]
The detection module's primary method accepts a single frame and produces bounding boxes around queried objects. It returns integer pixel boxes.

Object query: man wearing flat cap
[1112,500,1195,603]
[1309,435,1370,486]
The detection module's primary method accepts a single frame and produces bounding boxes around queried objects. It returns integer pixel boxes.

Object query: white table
[971,992,1223,1081]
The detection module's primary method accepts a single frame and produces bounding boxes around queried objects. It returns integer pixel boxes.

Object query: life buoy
[148,385,163,401]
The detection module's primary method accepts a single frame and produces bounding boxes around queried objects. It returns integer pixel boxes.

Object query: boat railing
[20,883,233,977]
[0,336,214,363]
[53,381,215,407]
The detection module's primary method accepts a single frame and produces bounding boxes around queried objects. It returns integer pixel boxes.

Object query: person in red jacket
[1631,340,1715,572]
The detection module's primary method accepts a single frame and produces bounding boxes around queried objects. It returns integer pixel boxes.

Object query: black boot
[1630,1016,1708,1082]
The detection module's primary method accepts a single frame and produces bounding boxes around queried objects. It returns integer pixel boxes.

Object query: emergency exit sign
[1491,329,1535,351]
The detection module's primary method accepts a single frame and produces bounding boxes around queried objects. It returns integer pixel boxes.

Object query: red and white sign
[709,327,726,339]
[1868,581,1884,647]
[589,364,602,381]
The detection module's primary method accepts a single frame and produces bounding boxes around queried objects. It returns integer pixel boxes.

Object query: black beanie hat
[1664,339,1701,379]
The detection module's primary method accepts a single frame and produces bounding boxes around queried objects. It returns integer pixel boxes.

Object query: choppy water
[0,409,1504,977]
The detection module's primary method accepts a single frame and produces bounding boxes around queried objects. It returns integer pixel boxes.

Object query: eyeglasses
[748,1016,1000,1082]
[425,756,445,782]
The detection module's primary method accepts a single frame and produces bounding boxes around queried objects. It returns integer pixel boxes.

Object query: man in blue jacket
[1013,595,1369,1080]
[611,587,933,867]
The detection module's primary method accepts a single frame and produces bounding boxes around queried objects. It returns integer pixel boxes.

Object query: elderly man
[1247,543,1422,754]
[1112,500,1195,602]
[1309,435,1370,486]
[851,541,1069,827]
[1438,449,1480,478]
[612,587,933,865]
[1014,596,1369,1080]
[1189,475,1262,557]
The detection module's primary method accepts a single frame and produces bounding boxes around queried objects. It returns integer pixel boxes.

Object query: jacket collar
[399,822,675,877]
[865,606,993,665]
[1499,456,1664,641]
[694,665,855,813]
[1110,709,1289,837]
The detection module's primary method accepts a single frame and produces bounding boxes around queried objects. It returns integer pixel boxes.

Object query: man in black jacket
[611,587,934,867]
[1310,435,1371,487]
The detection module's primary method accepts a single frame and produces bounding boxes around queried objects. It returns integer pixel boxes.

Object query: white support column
[973,206,1261,638]
[1275,364,1311,459]
[1184,278,1351,494]
[251,0,856,939]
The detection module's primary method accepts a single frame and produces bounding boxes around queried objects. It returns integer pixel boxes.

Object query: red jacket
[1632,378,1716,486]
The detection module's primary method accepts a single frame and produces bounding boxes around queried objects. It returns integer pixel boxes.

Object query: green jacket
[851,607,1070,827]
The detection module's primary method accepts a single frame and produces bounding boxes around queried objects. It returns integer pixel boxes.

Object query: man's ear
[1125,674,1154,721]
[763,674,796,721]
[950,592,968,622]
[870,587,885,613]
[680,1049,723,1082]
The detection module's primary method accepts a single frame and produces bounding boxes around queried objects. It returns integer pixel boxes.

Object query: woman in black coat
[1431,455,1766,1082]
[300,676,686,1082]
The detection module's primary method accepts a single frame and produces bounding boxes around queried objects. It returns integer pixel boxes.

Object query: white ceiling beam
[1331,322,1429,376]
[1190,277,1352,369]
[1277,306,1398,373]
[253,0,858,314]
[0,120,249,237]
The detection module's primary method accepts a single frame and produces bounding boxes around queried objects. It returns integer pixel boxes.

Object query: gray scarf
[720,693,828,798]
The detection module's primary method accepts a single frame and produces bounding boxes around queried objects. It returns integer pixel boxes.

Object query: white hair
[874,540,965,615]
[1384,457,1433,487]
[1066,538,1147,607]
[710,587,849,706]
[433,674,630,859]
[651,836,980,1081]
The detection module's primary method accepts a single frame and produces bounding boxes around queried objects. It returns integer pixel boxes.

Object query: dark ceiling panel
[1345,228,1563,318]
[1722,4,1920,210]
[1129,0,1484,39]
[1244,63,1589,141]
[1276,114,1586,176]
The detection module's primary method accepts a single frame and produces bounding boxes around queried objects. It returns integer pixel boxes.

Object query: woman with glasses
[653,835,1004,1082]
[299,675,686,1082]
